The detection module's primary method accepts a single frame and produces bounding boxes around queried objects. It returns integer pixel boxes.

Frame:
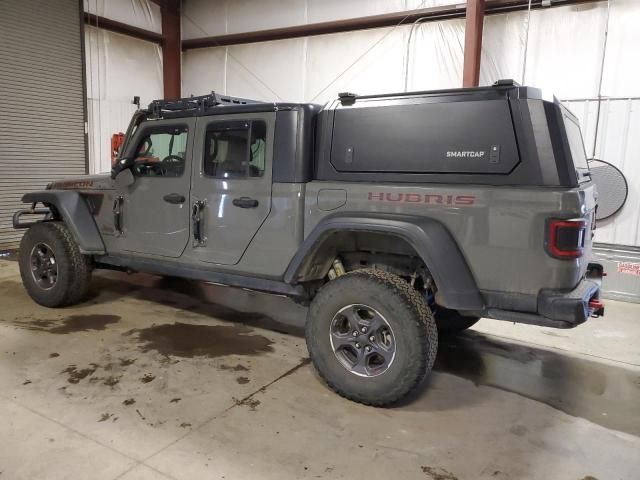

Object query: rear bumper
[537,277,602,325]
[485,268,604,329]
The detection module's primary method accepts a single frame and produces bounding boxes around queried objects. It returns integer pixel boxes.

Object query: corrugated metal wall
[563,97,640,247]
[0,0,87,249]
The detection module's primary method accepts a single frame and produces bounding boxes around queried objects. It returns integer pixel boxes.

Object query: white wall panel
[306,0,405,24]
[407,19,465,91]
[305,27,407,104]
[84,0,161,33]
[182,47,228,97]
[227,0,307,35]
[523,3,608,99]
[182,0,227,39]
[480,11,526,86]
[227,38,306,101]
[85,26,162,174]
[601,0,640,97]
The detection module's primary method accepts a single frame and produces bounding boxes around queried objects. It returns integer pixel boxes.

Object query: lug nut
[369,336,375,342]
[355,343,361,348]
[361,327,367,333]
[365,346,372,352]
[352,331,358,337]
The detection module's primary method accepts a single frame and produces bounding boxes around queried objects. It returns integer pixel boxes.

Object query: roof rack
[146,92,264,119]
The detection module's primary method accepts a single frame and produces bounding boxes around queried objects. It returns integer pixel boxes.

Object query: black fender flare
[20,190,106,254]
[284,212,484,311]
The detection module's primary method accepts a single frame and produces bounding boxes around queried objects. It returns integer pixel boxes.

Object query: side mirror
[111,157,135,180]
[114,168,135,194]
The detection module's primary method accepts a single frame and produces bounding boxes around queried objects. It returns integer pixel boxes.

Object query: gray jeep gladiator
[13,80,605,405]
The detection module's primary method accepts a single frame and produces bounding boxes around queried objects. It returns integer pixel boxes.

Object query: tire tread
[306,268,438,406]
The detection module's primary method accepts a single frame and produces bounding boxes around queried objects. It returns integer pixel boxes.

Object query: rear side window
[563,114,589,170]
[203,120,266,178]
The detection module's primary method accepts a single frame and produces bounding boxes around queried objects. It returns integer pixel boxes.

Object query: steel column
[160,0,181,100]
[463,0,486,87]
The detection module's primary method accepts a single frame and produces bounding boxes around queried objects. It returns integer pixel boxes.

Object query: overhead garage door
[0,0,87,249]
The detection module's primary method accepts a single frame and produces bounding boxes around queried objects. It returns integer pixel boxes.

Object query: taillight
[546,218,586,259]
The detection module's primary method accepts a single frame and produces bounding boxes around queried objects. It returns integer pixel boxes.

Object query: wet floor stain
[234,396,261,411]
[435,331,640,436]
[131,322,274,359]
[219,363,249,372]
[61,365,97,384]
[98,413,113,422]
[140,373,155,383]
[103,376,120,386]
[421,466,458,480]
[14,315,121,334]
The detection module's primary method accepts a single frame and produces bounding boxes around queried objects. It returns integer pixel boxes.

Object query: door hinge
[112,196,124,236]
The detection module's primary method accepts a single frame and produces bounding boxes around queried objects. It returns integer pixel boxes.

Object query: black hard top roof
[141,81,543,120]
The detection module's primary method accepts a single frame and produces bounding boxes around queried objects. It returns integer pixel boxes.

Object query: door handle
[232,197,259,208]
[163,193,186,204]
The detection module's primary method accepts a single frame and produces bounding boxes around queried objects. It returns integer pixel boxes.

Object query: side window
[133,126,188,177]
[203,120,266,179]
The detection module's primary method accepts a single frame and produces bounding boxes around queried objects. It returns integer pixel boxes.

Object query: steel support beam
[182,0,603,50]
[463,0,486,87]
[83,12,163,44]
[160,0,181,100]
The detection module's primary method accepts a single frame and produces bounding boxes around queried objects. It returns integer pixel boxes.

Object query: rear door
[189,112,274,265]
[119,118,195,257]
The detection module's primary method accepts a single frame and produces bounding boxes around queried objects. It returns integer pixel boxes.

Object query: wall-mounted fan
[588,159,628,221]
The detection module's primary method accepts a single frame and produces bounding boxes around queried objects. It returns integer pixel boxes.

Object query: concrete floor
[0,258,639,480]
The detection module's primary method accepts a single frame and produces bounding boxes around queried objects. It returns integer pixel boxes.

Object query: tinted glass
[133,126,188,177]
[564,115,589,170]
[203,121,266,179]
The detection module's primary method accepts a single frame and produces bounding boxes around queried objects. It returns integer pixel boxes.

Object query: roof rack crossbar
[147,92,264,119]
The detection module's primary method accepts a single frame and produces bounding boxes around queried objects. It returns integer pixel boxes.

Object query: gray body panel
[188,112,275,266]
[302,182,595,294]
[16,83,601,327]
[21,190,105,254]
[117,117,196,258]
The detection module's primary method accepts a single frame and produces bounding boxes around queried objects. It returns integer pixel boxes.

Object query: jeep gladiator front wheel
[19,221,92,307]
[306,269,438,406]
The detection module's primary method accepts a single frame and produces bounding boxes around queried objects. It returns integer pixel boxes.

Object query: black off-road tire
[306,269,438,406]
[19,221,92,307]
[435,308,480,335]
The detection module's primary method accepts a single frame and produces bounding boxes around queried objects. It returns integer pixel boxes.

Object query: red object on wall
[111,133,125,166]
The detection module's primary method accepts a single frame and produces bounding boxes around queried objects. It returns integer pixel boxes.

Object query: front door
[189,113,274,265]
[119,118,195,257]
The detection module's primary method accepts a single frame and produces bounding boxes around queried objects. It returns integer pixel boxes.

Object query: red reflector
[589,299,604,309]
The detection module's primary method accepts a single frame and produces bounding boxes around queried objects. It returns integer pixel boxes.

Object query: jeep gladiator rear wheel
[306,269,438,406]
[19,222,92,307]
